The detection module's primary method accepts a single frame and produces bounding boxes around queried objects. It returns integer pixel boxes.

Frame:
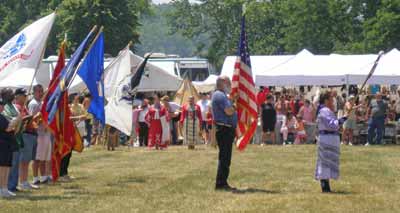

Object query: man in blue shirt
[212,76,237,191]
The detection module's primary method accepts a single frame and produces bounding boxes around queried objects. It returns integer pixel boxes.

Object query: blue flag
[46,30,95,123]
[77,32,105,125]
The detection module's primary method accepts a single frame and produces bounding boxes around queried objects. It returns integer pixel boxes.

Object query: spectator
[395,89,400,121]
[29,84,52,185]
[298,99,316,144]
[0,97,18,197]
[294,115,306,144]
[261,95,276,145]
[82,94,93,147]
[14,88,39,190]
[197,93,211,144]
[366,93,388,146]
[161,96,180,145]
[342,95,360,146]
[281,111,296,145]
[138,99,149,147]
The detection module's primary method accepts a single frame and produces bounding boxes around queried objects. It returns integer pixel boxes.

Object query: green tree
[0,0,151,57]
[362,0,400,52]
[53,0,144,56]
[136,4,209,57]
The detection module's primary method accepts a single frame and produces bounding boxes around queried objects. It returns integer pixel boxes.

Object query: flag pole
[66,26,102,90]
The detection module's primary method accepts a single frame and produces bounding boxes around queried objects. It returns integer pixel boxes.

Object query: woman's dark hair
[319,91,331,105]
[1,88,14,103]
[286,111,293,118]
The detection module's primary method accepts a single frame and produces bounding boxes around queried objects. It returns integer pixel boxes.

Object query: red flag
[231,15,258,151]
[41,42,83,181]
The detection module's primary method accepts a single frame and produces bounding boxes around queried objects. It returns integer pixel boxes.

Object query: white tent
[220,54,294,81]
[347,48,400,85]
[68,52,181,93]
[251,49,400,86]
[129,52,181,92]
[193,74,218,93]
[0,68,38,89]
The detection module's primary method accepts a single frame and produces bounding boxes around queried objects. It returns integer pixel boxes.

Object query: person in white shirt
[138,99,149,147]
[197,93,211,144]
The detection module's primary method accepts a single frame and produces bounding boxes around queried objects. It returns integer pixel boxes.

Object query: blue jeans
[85,120,92,147]
[8,151,20,191]
[367,117,385,145]
[170,121,178,145]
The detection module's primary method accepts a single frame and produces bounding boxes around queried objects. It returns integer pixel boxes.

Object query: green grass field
[1,144,400,212]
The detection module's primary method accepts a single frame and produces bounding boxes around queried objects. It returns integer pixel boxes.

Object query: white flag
[104,47,133,135]
[0,13,55,83]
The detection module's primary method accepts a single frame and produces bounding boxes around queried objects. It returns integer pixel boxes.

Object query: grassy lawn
[1,144,400,212]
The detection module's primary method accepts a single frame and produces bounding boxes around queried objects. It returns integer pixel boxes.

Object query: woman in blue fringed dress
[315,91,347,193]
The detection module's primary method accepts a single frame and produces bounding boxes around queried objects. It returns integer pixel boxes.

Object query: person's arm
[320,109,340,131]
[179,105,186,126]
[298,106,304,117]
[145,109,151,126]
[196,105,203,125]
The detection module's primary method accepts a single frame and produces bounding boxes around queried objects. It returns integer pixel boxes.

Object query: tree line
[0,0,151,56]
[167,0,400,69]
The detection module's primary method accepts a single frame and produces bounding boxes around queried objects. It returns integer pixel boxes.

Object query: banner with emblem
[104,46,132,135]
[0,13,55,83]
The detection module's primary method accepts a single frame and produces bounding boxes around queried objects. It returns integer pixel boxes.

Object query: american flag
[231,15,258,150]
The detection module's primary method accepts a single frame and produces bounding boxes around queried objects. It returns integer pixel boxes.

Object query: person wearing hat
[1,88,22,193]
[342,95,361,145]
[0,97,19,197]
[13,88,39,190]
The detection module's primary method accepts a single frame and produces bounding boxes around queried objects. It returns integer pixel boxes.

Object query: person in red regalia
[145,94,170,150]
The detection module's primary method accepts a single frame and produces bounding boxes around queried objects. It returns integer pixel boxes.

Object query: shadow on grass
[106,176,147,187]
[232,188,280,194]
[329,190,354,195]
[12,194,76,201]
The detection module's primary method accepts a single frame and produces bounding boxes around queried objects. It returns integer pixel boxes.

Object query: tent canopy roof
[221,48,400,86]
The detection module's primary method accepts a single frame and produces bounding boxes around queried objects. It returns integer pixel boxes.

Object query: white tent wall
[25,53,182,94]
[247,49,400,86]
[220,55,294,81]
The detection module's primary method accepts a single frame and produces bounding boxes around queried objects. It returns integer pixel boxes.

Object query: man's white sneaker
[0,189,16,198]
[19,182,39,190]
[365,143,370,146]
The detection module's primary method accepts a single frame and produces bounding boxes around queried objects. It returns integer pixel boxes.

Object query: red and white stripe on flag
[231,57,258,150]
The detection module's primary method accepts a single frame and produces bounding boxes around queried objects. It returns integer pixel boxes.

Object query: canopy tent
[0,68,38,89]
[129,52,182,92]
[346,48,400,85]
[220,54,294,80]
[193,74,218,93]
[218,48,400,86]
[69,52,181,93]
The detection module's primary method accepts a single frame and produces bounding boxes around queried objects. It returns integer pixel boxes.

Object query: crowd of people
[0,85,96,198]
[1,80,399,197]
[130,93,213,150]
[258,85,399,146]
